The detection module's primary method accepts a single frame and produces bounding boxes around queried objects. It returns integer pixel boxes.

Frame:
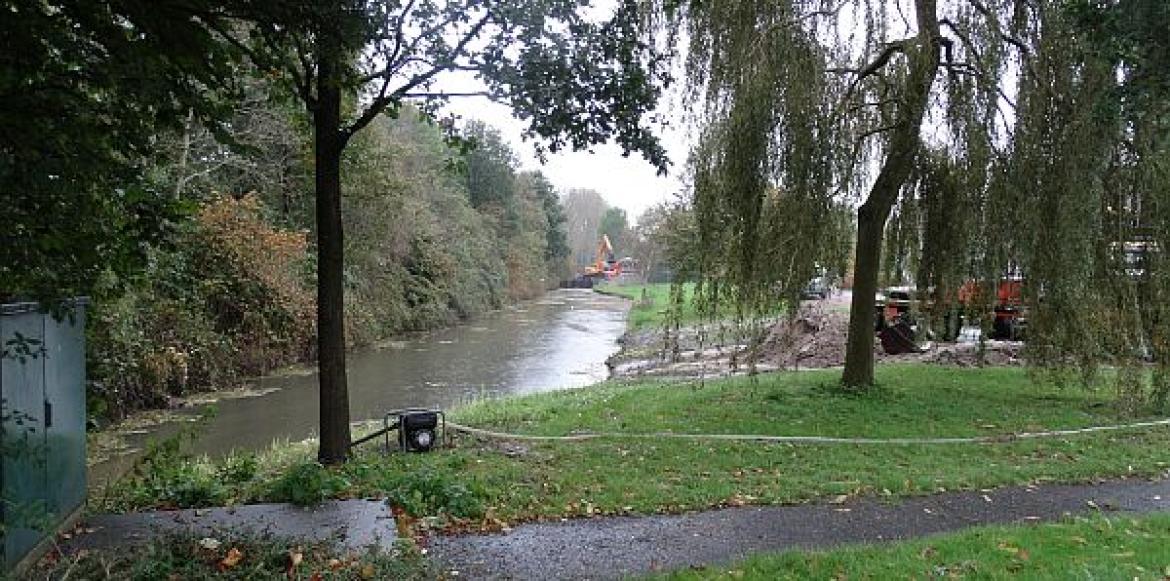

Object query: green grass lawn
[593,283,693,328]
[656,513,1170,580]
[99,365,1170,528]
[453,364,1131,438]
[595,282,783,330]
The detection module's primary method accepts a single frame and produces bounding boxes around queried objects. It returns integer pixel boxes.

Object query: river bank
[88,289,630,489]
[67,289,1170,579]
[90,363,1170,521]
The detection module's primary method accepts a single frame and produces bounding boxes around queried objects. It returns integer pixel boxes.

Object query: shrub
[87,195,314,420]
[111,417,230,510]
[376,469,485,519]
[267,462,351,507]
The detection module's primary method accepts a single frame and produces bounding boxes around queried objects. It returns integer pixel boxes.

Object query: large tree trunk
[841,202,886,387]
[841,0,941,388]
[314,44,351,465]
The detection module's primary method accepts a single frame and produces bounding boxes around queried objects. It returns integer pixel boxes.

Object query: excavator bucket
[878,321,920,355]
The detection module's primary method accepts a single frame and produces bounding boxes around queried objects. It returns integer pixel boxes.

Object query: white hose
[446,417,1170,445]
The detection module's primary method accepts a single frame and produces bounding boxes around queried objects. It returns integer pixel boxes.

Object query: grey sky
[437,83,692,225]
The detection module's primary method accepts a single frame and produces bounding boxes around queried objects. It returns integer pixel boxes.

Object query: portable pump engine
[349,408,445,453]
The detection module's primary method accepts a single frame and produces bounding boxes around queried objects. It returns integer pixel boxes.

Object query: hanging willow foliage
[992,0,1170,410]
[657,0,1170,408]
[662,0,857,359]
[657,0,1004,380]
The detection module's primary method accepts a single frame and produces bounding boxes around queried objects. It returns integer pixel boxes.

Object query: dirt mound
[758,302,1023,369]
[610,298,1023,380]
[758,303,855,369]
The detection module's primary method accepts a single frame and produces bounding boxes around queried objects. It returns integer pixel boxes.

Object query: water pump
[347,407,446,453]
[384,408,445,453]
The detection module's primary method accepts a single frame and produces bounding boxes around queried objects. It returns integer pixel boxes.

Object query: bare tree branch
[384,0,418,69]
[403,91,493,99]
[857,40,910,81]
[342,11,494,141]
[856,121,905,142]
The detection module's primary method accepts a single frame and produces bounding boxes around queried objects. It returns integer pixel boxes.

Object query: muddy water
[92,289,628,484]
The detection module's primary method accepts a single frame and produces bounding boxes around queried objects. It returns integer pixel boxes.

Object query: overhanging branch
[403,91,493,99]
[341,11,494,142]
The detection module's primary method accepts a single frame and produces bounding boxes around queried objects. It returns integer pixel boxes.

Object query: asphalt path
[428,477,1170,579]
[61,477,1170,579]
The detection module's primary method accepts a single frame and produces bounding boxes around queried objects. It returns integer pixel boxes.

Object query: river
[91,289,629,485]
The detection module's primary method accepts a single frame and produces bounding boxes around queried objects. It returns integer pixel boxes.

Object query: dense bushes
[85,103,571,422]
[88,195,314,419]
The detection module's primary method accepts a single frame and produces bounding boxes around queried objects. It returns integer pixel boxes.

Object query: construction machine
[582,234,622,281]
[874,276,1028,345]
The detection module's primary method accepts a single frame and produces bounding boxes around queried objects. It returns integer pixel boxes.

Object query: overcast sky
[437,85,693,225]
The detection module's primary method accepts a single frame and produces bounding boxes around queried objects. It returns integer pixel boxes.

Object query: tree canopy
[1,0,244,300]
[4,0,674,463]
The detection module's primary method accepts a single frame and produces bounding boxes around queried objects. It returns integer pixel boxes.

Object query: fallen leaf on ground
[286,551,303,576]
[219,548,243,570]
[198,538,221,551]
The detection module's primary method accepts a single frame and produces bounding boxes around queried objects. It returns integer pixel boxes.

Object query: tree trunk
[841,202,886,387]
[841,0,941,389]
[314,41,351,465]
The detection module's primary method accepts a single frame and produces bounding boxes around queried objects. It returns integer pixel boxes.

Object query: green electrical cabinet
[1,301,87,571]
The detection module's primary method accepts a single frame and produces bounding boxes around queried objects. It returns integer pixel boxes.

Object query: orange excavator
[583,234,622,281]
[875,276,1027,345]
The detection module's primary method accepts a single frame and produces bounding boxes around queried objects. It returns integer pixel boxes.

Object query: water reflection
[94,289,628,481]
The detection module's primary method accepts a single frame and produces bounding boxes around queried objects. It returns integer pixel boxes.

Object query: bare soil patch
[611,294,1023,379]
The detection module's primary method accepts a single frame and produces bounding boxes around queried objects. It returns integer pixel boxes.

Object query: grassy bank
[595,282,783,330]
[98,365,1170,527]
[657,513,1170,580]
[593,283,692,328]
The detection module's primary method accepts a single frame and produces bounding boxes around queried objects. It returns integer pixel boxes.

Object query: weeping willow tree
[660,0,1009,387]
[659,0,1170,404]
[992,0,1170,411]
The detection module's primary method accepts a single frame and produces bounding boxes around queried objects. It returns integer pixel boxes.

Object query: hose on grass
[445,417,1170,445]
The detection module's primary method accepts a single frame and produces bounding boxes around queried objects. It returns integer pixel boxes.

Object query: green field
[593,283,694,328]
[594,283,771,329]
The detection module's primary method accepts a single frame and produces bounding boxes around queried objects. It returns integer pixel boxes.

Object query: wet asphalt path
[60,477,1170,577]
[428,477,1170,579]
